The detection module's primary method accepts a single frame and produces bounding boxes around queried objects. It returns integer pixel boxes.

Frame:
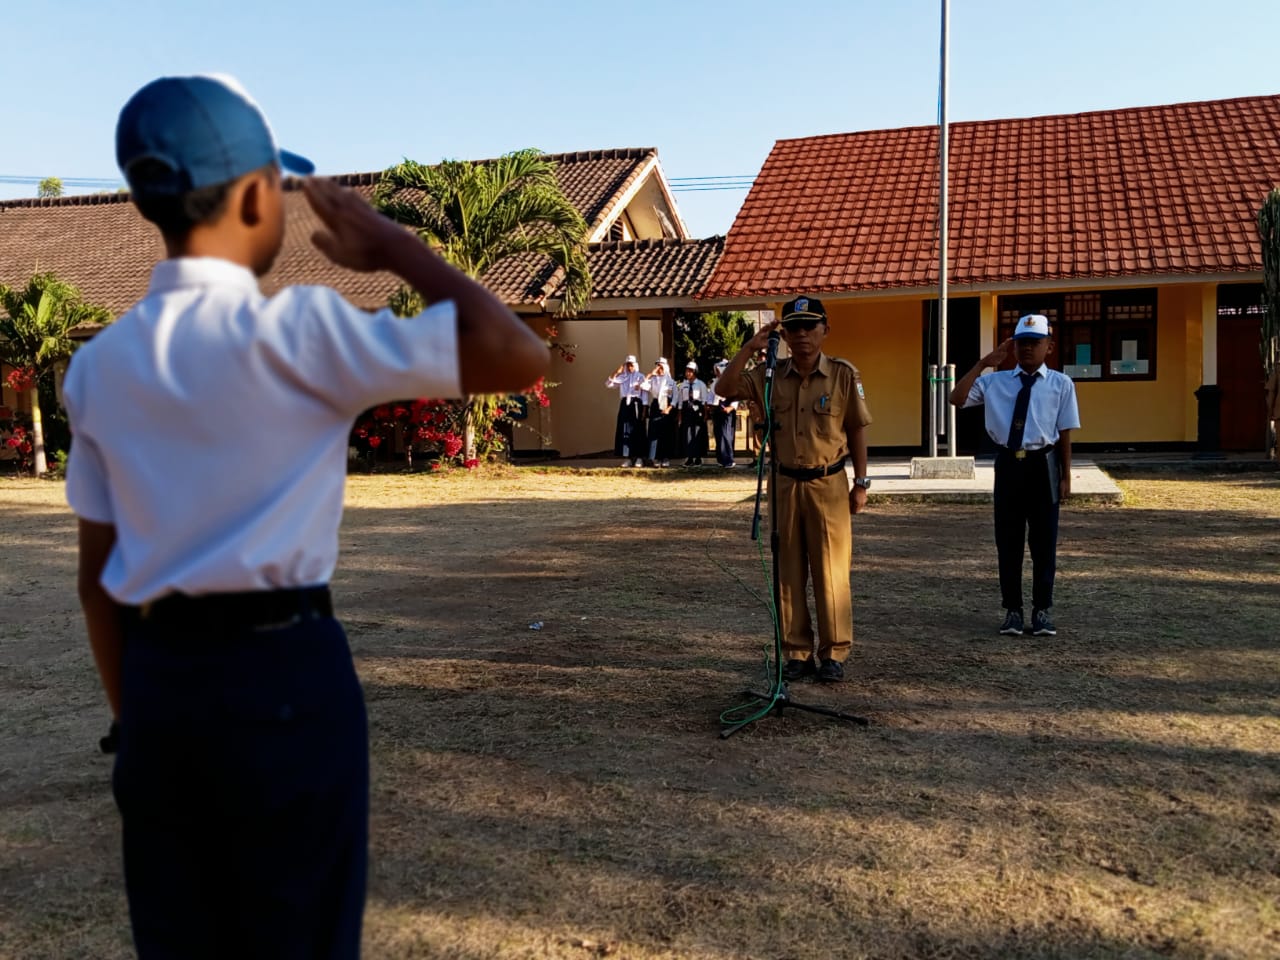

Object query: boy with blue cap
[64,74,547,957]
[951,314,1081,638]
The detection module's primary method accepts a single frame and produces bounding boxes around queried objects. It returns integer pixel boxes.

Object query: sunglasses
[782,317,823,332]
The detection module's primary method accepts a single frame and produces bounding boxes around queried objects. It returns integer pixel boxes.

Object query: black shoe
[683,457,694,466]
[817,659,845,683]
[693,457,703,465]
[781,658,814,682]
[999,609,1024,636]
[1031,608,1057,636]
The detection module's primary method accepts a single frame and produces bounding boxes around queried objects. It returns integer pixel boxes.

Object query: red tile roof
[0,149,665,314]
[483,237,724,305]
[578,237,724,301]
[701,94,1280,300]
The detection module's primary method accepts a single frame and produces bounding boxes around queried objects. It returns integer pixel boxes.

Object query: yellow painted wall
[823,298,923,447]
[514,316,664,457]
[1068,285,1195,444]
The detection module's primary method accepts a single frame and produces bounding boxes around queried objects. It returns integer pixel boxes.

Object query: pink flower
[430,461,443,471]
[538,395,550,407]
[368,436,382,449]
[464,458,480,470]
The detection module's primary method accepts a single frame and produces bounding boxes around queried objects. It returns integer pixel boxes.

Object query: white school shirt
[708,378,738,410]
[963,362,1081,450]
[605,369,646,400]
[673,378,708,406]
[643,373,675,409]
[63,257,461,605]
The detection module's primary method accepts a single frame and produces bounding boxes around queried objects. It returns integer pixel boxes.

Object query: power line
[0,174,124,188]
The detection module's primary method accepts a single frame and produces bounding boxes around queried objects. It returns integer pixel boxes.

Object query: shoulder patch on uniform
[830,357,857,372]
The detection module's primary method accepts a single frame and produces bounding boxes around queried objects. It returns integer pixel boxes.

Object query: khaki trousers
[772,472,853,663]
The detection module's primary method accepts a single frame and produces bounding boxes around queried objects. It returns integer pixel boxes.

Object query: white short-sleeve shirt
[63,257,461,604]
[963,362,1081,450]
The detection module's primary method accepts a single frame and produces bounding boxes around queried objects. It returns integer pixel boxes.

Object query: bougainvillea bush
[349,377,554,471]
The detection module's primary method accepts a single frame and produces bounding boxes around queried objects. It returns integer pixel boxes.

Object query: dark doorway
[922,297,985,455]
[1217,284,1267,452]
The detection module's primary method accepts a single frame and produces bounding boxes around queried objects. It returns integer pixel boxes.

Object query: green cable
[716,373,787,730]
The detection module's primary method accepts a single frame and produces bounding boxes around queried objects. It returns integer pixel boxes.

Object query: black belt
[778,461,846,481]
[999,446,1052,461]
[125,586,333,630]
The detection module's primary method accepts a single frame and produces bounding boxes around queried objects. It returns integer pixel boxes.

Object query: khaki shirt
[743,353,872,468]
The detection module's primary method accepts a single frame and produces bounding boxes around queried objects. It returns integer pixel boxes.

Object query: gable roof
[0,148,691,315]
[701,94,1280,301]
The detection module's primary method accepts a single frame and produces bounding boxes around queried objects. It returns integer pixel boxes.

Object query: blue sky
[2,0,1277,236]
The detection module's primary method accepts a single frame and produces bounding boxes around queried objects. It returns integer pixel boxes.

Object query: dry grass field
[1,467,1278,959]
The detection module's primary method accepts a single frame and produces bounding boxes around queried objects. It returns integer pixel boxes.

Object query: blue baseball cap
[116,74,314,197]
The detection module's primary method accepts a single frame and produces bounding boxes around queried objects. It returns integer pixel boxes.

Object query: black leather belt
[1000,446,1052,461]
[126,586,333,630]
[778,461,846,481]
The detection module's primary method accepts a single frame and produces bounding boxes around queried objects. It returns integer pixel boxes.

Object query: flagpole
[939,0,953,456]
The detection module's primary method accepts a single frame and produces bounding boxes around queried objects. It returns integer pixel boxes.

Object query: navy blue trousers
[712,409,737,466]
[614,398,645,459]
[113,613,368,959]
[993,449,1060,611]
[647,403,673,462]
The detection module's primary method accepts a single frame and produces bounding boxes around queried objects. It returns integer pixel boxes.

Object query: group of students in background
[605,355,753,468]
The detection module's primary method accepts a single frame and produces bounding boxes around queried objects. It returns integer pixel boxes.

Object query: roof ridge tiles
[771,92,1280,146]
[0,191,133,210]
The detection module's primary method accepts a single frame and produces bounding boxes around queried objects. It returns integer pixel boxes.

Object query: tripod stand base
[720,685,870,739]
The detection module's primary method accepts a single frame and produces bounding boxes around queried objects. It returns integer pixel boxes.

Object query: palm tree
[0,274,110,475]
[373,149,591,459]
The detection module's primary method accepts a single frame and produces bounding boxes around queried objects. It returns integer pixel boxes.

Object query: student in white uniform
[674,360,709,465]
[708,358,739,468]
[950,314,1081,638]
[641,357,676,467]
[64,74,547,959]
[605,354,647,466]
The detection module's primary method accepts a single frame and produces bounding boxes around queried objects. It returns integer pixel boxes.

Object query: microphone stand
[722,330,869,738]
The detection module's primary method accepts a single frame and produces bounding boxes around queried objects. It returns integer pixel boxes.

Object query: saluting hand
[304,177,411,272]
[745,320,781,354]
[982,338,1014,369]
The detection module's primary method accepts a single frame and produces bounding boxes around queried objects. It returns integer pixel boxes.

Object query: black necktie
[1006,372,1035,451]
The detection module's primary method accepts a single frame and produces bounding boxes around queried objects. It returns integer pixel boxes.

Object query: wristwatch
[853,477,872,489]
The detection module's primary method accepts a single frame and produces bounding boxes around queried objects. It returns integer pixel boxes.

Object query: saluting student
[605,354,647,467]
[64,74,547,958]
[641,357,676,467]
[708,359,739,468]
[950,314,1081,638]
[674,360,709,466]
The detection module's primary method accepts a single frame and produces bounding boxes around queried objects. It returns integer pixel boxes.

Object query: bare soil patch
[2,468,1278,959]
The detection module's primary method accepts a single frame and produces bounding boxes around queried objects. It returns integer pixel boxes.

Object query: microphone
[764,328,781,380]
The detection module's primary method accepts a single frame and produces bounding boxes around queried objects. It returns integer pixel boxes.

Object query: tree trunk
[29,385,47,476]
[463,398,477,461]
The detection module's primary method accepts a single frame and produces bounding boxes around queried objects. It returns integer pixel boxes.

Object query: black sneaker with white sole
[1031,608,1057,636]
[999,609,1025,636]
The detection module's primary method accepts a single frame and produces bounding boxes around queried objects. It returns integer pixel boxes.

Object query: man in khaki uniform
[715,296,872,682]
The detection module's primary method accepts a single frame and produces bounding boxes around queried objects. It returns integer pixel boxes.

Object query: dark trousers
[614,398,645,459]
[114,612,369,959]
[993,448,1061,611]
[712,409,736,465]
[647,403,673,462]
[680,405,707,458]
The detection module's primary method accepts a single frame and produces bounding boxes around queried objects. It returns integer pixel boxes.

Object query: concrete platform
[866,457,1123,503]
[517,455,1125,503]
